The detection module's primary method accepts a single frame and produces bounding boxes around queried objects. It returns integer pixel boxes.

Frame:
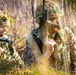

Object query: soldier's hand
[0,47,4,56]
[45,31,56,52]
[46,39,56,52]
[43,39,56,59]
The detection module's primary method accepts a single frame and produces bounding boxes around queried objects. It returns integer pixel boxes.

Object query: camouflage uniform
[0,33,13,60]
[0,11,23,66]
[0,34,22,64]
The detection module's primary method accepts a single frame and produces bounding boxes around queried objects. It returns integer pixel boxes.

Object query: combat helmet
[0,11,14,27]
[45,1,64,19]
[36,0,64,19]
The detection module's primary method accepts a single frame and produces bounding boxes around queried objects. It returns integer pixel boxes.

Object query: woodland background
[0,0,76,75]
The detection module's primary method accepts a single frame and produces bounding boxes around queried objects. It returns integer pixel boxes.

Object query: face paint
[0,27,6,35]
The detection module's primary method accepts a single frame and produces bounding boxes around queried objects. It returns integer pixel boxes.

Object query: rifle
[0,38,12,45]
[38,0,48,27]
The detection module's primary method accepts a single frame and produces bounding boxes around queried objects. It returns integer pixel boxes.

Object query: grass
[0,60,76,75]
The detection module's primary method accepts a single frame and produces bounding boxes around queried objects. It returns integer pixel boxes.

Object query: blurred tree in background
[60,0,76,34]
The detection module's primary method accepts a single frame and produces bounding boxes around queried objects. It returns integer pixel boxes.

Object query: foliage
[0,60,22,75]
[0,60,74,75]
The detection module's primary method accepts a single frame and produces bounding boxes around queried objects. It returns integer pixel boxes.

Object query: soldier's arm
[8,41,24,65]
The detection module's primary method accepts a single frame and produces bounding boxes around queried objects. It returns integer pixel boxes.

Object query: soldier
[23,1,76,74]
[0,11,23,66]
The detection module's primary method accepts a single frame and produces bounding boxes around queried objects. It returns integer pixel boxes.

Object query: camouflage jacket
[0,34,23,65]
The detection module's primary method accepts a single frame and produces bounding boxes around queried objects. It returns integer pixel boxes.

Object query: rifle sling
[32,34,43,54]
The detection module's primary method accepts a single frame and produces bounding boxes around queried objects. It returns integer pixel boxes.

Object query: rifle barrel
[43,0,45,11]
[0,38,12,45]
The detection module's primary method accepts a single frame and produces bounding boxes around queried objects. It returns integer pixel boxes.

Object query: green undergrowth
[0,62,75,75]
